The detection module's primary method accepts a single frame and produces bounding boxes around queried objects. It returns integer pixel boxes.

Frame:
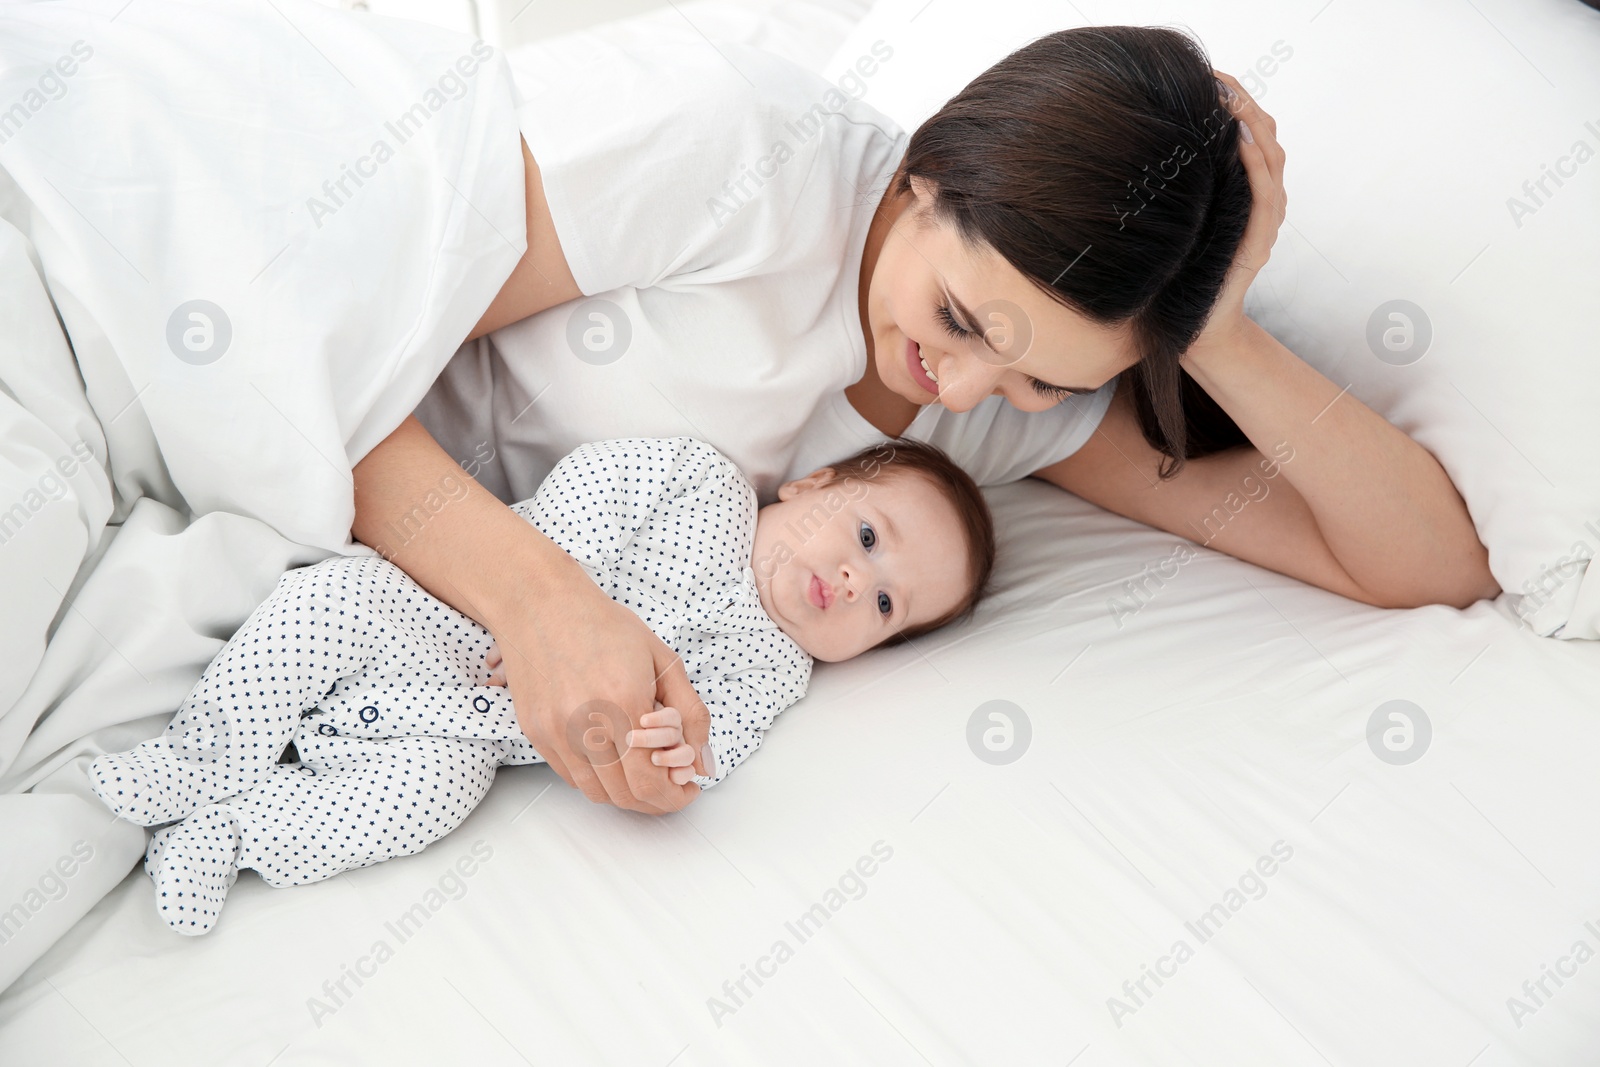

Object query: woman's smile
[905,337,940,396]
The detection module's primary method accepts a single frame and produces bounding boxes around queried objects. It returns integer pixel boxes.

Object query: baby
[89,436,995,934]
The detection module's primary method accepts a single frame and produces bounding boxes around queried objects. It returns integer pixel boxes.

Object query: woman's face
[864,176,1142,413]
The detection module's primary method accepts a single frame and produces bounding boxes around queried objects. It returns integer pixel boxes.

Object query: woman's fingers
[1211,69,1289,281]
[615,741,700,813]
[1236,126,1279,255]
[591,750,670,812]
[1183,70,1292,359]
[1214,70,1286,211]
[486,644,501,668]
[1214,69,1276,136]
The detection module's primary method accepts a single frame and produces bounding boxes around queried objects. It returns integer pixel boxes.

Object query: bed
[2,0,1598,1063]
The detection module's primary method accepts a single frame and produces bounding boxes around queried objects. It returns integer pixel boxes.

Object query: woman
[352,27,1497,816]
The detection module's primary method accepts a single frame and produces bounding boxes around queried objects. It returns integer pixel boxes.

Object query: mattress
[3,476,1599,1065]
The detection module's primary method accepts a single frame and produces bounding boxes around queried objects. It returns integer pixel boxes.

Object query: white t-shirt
[413,38,1115,506]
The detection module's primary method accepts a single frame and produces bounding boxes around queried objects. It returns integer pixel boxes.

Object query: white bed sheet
[2,478,1598,1066]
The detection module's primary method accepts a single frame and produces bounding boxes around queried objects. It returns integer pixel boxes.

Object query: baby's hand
[626,703,700,786]
[486,646,704,783]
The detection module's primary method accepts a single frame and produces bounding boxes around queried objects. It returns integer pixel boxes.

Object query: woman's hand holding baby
[353,417,710,815]
[484,641,709,790]
[484,549,712,815]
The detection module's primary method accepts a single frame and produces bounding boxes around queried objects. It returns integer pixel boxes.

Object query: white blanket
[0,0,524,989]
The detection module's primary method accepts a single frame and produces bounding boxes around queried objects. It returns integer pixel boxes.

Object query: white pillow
[823,0,1600,637]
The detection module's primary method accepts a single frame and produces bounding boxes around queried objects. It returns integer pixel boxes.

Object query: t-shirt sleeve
[513,37,896,295]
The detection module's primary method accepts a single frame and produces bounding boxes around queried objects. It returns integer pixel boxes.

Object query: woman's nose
[934,350,1006,412]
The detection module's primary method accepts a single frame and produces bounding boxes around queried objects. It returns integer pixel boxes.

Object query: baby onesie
[88,438,811,934]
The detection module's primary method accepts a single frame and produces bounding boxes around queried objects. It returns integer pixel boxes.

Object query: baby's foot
[89,744,205,826]
[145,806,241,936]
[89,709,247,824]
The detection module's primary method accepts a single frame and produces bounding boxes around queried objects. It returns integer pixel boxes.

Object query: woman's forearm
[351,415,707,814]
[1181,319,1499,608]
[351,415,582,630]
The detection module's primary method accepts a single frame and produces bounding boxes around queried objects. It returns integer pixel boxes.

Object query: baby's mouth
[807,573,833,610]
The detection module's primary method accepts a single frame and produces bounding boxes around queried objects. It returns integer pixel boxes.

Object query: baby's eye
[876,591,892,617]
[859,522,877,551]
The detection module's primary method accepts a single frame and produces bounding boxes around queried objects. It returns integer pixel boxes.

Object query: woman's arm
[1034,71,1498,611]
[357,137,710,813]
[468,137,581,340]
[352,415,711,814]
[1190,317,1496,607]
[1035,361,1498,609]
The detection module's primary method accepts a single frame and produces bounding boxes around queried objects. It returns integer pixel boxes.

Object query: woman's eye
[859,522,877,551]
[876,591,892,616]
[1028,376,1075,402]
[935,301,971,339]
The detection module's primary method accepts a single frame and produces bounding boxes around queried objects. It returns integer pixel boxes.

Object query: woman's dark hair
[826,438,996,640]
[891,25,1253,477]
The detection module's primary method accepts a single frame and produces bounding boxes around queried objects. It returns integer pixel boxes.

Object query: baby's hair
[824,439,996,639]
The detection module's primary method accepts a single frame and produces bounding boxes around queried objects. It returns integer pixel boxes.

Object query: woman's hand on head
[491,567,711,815]
[1189,70,1289,362]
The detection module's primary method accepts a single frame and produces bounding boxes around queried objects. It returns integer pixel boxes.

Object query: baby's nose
[838,567,858,602]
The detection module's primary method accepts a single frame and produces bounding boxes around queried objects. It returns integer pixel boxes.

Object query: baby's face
[751,468,971,662]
